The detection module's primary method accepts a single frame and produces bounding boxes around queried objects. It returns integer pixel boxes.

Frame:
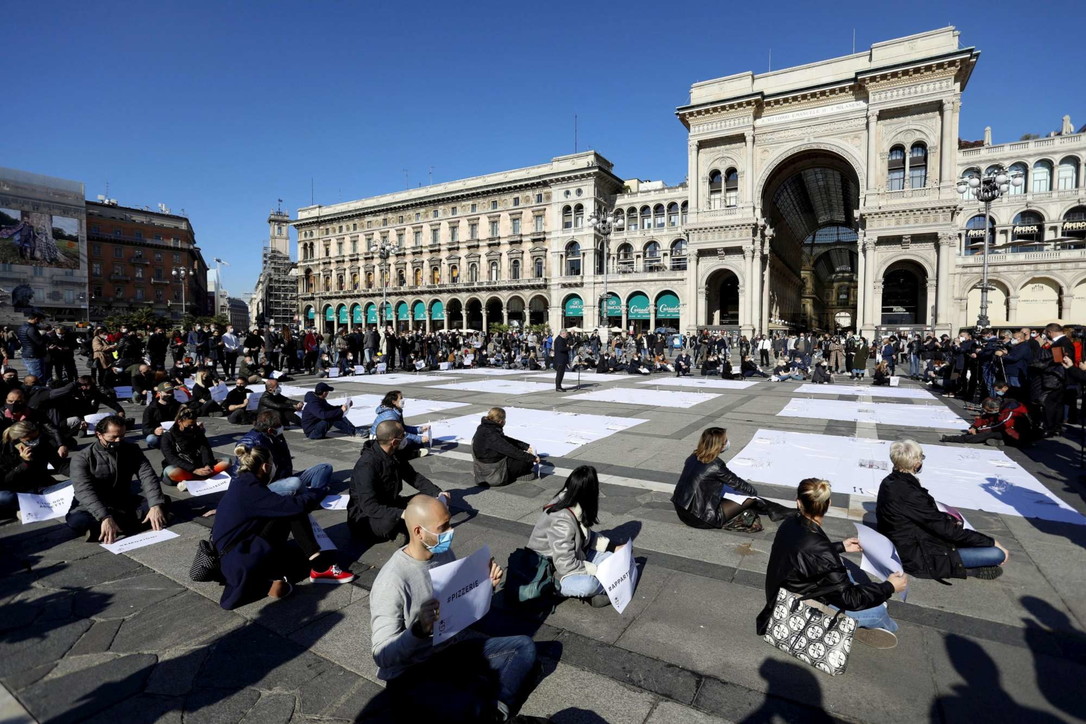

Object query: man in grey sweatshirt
[369,495,540,722]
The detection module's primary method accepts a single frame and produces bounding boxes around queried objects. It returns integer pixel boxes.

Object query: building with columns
[293,26,1086,337]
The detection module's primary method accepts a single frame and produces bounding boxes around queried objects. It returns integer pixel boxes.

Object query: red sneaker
[309,565,356,584]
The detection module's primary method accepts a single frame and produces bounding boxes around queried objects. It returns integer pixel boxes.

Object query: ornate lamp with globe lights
[956,166,1023,329]
[587,207,624,339]
[377,238,398,329]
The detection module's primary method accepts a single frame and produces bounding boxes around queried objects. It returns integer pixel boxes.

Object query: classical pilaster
[935,232,954,332]
[940,99,958,186]
[744,132,755,204]
[743,246,757,332]
[688,141,699,214]
[871,280,884,330]
[866,109,880,191]
[855,233,868,330]
[1007,295,1019,326]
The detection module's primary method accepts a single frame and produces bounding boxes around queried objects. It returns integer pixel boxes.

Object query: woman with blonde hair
[211,442,354,610]
[0,421,68,518]
[671,427,784,533]
[471,407,538,487]
[757,478,907,649]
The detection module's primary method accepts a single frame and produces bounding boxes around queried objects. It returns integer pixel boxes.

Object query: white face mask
[723,440,731,453]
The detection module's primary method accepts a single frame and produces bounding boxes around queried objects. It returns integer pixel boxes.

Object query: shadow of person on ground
[980,476,1086,548]
[740,659,833,723]
[930,633,1064,723]
[1020,595,1086,719]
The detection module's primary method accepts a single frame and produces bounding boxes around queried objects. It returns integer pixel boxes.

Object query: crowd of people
[1,309,1073,722]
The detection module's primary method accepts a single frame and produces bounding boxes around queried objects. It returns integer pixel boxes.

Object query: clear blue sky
[3,0,1082,295]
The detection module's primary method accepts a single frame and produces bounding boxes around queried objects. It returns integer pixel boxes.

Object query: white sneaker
[854,627,898,649]
[416,449,430,458]
[177,482,188,493]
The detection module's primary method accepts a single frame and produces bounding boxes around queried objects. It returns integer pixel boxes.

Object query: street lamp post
[587,207,624,340]
[377,239,398,330]
[956,166,1023,329]
[171,267,189,318]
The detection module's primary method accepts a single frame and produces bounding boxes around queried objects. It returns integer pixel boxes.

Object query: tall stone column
[866,109,880,191]
[855,233,867,332]
[870,281,884,333]
[935,232,953,333]
[688,140,699,215]
[743,246,756,334]
[940,99,958,186]
[744,132,755,204]
[926,280,937,328]
[761,254,771,333]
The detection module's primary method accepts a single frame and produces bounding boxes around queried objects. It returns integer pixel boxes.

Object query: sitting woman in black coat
[757,478,907,649]
[471,407,539,487]
[877,439,1009,580]
[700,354,720,376]
[740,356,769,378]
[671,427,782,533]
[872,361,891,386]
[0,421,69,518]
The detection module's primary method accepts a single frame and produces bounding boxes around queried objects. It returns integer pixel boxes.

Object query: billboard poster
[0,208,80,269]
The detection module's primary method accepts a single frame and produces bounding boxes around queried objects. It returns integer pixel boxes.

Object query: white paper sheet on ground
[854,523,907,601]
[184,377,196,389]
[936,501,975,530]
[328,368,340,378]
[320,494,348,510]
[270,370,284,379]
[636,377,760,391]
[427,380,555,396]
[246,391,264,411]
[730,429,1086,525]
[184,472,232,497]
[722,492,757,506]
[524,372,626,383]
[346,373,447,385]
[566,388,719,409]
[793,383,933,400]
[210,383,230,402]
[17,482,74,524]
[101,529,180,554]
[310,516,337,551]
[84,412,111,435]
[594,540,639,614]
[778,397,964,430]
[442,368,526,376]
[430,545,492,645]
[113,386,133,399]
[430,407,646,458]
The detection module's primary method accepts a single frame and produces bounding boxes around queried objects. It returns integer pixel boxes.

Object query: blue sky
[3,0,1082,294]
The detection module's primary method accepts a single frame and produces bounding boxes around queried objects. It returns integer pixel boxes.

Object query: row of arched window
[561,239,688,275]
[708,169,739,208]
[961,158,1082,197]
[963,205,1086,252]
[564,202,691,232]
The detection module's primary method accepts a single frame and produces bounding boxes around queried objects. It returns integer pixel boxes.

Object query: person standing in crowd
[143,382,181,449]
[146,326,168,370]
[16,310,47,380]
[347,420,449,542]
[372,390,430,457]
[1035,322,1075,437]
[370,494,542,723]
[212,442,354,610]
[527,465,622,607]
[552,329,570,392]
[90,326,117,387]
[301,382,357,440]
[472,407,538,487]
[876,439,1009,580]
[849,337,869,379]
[237,410,333,495]
[66,415,170,543]
[0,421,69,518]
[159,407,230,490]
[757,478,907,649]
[257,379,303,428]
[222,324,241,378]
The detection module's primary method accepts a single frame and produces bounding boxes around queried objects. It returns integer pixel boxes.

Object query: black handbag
[504,548,556,605]
[189,537,223,583]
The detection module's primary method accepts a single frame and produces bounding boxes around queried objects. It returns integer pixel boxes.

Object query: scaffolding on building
[256,245,296,327]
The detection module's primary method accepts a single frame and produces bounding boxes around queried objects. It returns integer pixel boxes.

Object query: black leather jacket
[756,514,894,635]
[472,418,533,464]
[671,455,757,529]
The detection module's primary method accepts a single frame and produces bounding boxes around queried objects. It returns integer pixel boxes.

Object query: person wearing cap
[16,310,47,380]
[301,382,357,440]
[142,382,181,449]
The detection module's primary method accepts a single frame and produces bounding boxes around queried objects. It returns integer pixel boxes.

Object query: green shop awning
[564,296,583,317]
[627,292,650,319]
[337,306,348,324]
[396,302,409,319]
[413,301,426,320]
[656,292,680,319]
[365,304,377,324]
[324,307,334,321]
[351,305,363,324]
[306,307,315,320]
[603,294,621,316]
[430,300,445,321]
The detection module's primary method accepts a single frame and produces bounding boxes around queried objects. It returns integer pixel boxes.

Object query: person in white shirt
[222,326,241,378]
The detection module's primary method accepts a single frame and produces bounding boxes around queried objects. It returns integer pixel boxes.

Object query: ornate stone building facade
[293,27,1086,337]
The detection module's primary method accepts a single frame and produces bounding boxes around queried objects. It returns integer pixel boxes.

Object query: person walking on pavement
[553,329,570,392]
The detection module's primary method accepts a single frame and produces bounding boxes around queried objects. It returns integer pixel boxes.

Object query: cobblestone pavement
[2,364,1085,723]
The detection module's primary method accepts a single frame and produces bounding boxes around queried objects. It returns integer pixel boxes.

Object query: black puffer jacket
[671,455,757,529]
[471,418,533,464]
[160,426,215,473]
[876,470,994,580]
[756,514,894,635]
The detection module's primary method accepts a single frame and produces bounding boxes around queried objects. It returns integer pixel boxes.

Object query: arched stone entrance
[506,296,525,328]
[485,296,504,330]
[528,295,548,327]
[705,269,740,326]
[465,298,483,331]
[881,261,928,326]
[446,298,464,329]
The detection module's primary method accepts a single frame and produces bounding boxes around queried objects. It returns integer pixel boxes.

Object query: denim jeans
[267,463,332,496]
[558,549,611,598]
[909,355,921,377]
[830,571,899,632]
[305,417,356,440]
[23,357,44,378]
[958,546,1007,568]
[145,434,161,449]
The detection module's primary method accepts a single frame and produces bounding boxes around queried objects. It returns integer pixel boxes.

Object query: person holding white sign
[757,478,907,650]
[159,408,230,491]
[0,421,69,517]
[142,383,181,450]
[527,466,622,608]
[370,494,540,723]
[372,390,431,458]
[877,439,1010,581]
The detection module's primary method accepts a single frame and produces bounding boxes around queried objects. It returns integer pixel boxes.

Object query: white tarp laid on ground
[321,393,467,428]
[793,383,934,400]
[345,373,447,385]
[777,397,964,430]
[636,377,761,391]
[427,380,555,396]
[442,368,525,376]
[431,406,646,457]
[729,429,1086,525]
[525,372,627,383]
[566,388,719,409]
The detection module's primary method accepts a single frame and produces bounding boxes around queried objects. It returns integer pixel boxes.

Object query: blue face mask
[422,526,453,554]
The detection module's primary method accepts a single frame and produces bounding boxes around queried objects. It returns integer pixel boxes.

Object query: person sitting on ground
[301,382,357,440]
[142,382,181,449]
[187,368,222,417]
[257,379,303,428]
[770,359,805,382]
[223,377,254,425]
[652,354,674,373]
[348,420,450,542]
[0,388,68,458]
[872,361,891,386]
[940,396,1030,447]
[373,390,430,457]
[212,442,354,610]
[527,465,623,608]
[131,363,158,404]
[719,356,734,379]
[627,353,651,375]
[159,407,230,490]
[237,410,333,496]
[0,421,69,518]
[756,477,908,649]
[700,353,720,377]
[315,352,333,378]
[370,494,541,723]
[472,407,539,487]
[675,351,693,377]
[876,439,1009,580]
[56,375,126,440]
[166,358,194,388]
[66,415,169,543]
[741,355,769,378]
[811,360,833,384]
[671,427,785,533]
[238,354,263,385]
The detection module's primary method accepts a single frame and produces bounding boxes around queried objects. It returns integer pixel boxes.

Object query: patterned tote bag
[763,588,856,676]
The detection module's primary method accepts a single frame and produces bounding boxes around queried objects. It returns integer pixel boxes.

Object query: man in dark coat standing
[553,329,570,392]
